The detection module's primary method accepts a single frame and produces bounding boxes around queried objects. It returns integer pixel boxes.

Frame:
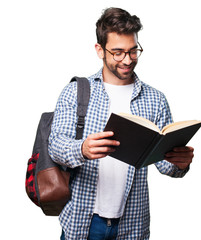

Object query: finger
[165,151,194,158]
[90,146,117,154]
[89,153,110,159]
[89,131,114,140]
[165,155,192,166]
[85,146,117,160]
[165,156,193,163]
[173,146,194,152]
[90,139,120,148]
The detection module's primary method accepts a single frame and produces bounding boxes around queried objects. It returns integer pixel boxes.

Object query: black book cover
[104,113,201,169]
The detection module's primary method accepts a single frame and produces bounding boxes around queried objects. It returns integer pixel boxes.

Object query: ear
[95,43,104,59]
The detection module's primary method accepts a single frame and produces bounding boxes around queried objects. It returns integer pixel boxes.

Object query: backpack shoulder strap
[33,77,90,155]
[70,76,90,139]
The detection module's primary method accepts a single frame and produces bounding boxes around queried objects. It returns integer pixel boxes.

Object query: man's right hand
[82,131,120,160]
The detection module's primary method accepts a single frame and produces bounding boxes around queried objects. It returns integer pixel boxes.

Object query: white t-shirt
[93,82,134,219]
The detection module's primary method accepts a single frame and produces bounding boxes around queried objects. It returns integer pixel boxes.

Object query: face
[96,32,138,84]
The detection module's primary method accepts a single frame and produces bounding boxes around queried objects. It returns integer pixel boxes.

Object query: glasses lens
[130,50,141,60]
[113,52,125,61]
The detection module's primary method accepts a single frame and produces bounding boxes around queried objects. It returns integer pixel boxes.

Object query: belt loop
[107,219,112,227]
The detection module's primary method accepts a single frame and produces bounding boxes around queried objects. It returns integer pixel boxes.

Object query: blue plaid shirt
[48,69,188,240]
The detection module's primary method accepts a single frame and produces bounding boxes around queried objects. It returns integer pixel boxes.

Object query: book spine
[135,134,163,169]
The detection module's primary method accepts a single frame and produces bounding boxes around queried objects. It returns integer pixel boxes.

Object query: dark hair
[96,7,143,49]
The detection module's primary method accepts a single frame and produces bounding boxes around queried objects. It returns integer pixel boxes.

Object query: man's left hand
[165,146,194,170]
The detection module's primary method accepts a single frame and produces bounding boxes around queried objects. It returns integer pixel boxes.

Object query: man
[48,7,194,240]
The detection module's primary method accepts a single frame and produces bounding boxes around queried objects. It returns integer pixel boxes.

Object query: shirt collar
[93,68,142,99]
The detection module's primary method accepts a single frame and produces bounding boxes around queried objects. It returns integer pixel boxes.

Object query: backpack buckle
[77,116,85,129]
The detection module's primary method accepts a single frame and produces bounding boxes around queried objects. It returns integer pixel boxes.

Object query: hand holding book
[164,146,194,170]
[82,131,120,160]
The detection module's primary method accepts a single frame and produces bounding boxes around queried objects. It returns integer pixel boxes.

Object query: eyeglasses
[105,42,143,62]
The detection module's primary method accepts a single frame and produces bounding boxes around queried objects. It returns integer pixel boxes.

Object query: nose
[122,52,133,65]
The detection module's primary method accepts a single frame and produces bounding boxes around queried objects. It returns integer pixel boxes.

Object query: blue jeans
[60,230,65,240]
[88,214,119,240]
[60,214,119,240]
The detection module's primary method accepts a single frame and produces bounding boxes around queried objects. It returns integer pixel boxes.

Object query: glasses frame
[105,42,143,62]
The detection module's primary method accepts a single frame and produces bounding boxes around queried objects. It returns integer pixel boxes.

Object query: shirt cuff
[175,164,190,177]
[71,139,88,165]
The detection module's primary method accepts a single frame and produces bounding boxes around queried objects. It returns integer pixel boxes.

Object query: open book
[104,113,201,169]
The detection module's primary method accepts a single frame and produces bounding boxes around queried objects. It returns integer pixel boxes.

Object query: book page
[162,120,201,134]
[118,113,160,132]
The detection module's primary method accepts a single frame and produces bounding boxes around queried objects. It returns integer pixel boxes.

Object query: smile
[118,65,133,72]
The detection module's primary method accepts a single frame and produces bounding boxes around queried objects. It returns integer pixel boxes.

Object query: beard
[103,57,137,81]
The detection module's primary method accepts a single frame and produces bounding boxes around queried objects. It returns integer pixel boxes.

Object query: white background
[1,0,201,239]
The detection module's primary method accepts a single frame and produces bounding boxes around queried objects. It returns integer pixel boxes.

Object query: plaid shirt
[48,69,188,240]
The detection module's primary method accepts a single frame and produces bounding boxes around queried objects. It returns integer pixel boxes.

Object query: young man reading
[49,7,194,240]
